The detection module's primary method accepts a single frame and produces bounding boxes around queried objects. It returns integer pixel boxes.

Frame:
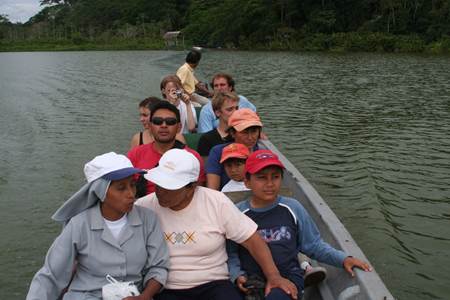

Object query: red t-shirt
[128,142,206,194]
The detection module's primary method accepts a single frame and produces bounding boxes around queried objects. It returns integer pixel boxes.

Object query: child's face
[223,158,246,182]
[245,166,282,203]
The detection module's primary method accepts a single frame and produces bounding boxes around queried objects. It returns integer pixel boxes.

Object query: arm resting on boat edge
[240,232,298,299]
[343,256,372,277]
[281,197,372,275]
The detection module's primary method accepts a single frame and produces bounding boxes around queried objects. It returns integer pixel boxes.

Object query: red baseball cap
[245,150,285,174]
[220,143,250,163]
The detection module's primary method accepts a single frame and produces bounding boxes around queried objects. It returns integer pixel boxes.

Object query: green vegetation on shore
[1,0,450,53]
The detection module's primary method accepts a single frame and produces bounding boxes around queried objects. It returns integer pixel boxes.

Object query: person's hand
[181,92,191,104]
[236,275,250,293]
[343,256,372,277]
[265,274,298,299]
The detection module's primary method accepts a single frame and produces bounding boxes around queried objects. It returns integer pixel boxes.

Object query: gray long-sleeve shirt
[26,203,169,300]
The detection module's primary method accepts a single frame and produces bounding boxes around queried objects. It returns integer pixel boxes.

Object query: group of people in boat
[26,50,371,300]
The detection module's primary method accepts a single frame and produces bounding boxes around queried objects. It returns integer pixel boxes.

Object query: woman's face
[101,176,136,220]
[232,126,261,149]
[139,106,151,129]
[162,81,180,103]
[155,184,195,211]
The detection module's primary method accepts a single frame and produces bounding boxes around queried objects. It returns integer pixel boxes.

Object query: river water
[0,51,449,299]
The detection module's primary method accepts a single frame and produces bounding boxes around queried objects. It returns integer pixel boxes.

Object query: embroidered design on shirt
[257,226,291,242]
[165,231,196,244]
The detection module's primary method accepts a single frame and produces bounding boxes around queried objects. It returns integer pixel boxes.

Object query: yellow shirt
[176,63,198,94]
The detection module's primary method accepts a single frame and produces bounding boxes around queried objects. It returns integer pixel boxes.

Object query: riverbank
[1,32,450,54]
[0,38,167,52]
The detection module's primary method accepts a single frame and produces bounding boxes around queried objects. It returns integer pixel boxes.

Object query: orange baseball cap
[228,108,263,132]
[220,143,250,163]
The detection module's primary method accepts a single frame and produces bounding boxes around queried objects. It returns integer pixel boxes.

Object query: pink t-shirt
[135,186,257,289]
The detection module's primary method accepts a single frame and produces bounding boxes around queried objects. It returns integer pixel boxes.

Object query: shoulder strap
[139,132,144,145]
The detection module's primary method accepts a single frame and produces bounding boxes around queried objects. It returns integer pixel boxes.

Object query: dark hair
[149,101,181,123]
[222,157,246,165]
[211,73,236,91]
[245,166,284,179]
[139,97,161,109]
[186,50,202,64]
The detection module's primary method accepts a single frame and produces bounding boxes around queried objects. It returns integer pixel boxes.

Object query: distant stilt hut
[163,31,184,49]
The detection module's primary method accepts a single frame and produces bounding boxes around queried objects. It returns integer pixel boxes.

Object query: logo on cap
[163,161,176,171]
[256,153,275,160]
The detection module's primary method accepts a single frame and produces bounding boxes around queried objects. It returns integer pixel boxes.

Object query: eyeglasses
[151,117,178,126]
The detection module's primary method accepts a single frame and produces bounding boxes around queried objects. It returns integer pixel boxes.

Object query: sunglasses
[151,117,178,126]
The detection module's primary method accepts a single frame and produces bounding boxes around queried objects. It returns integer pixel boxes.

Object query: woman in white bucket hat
[26,152,169,300]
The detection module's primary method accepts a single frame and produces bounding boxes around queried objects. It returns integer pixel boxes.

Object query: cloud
[0,0,43,23]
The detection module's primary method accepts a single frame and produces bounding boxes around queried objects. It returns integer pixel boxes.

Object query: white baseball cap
[144,149,200,190]
[84,152,145,183]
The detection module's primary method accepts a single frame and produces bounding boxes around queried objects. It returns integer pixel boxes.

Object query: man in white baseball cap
[136,149,298,300]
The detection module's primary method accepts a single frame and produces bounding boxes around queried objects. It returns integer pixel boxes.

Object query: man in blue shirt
[198,73,256,133]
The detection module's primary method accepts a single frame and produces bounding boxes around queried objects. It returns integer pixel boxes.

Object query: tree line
[1,0,449,52]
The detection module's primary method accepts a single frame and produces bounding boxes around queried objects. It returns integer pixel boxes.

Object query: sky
[0,0,44,23]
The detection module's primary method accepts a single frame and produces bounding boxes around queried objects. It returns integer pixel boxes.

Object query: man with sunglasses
[128,101,206,196]
[197,91,239,158]
[198,73,256,133]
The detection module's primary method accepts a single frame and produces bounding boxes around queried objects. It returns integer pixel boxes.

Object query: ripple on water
[1,51,449,300]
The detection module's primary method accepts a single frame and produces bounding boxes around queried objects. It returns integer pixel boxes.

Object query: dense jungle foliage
[1,0,449,52]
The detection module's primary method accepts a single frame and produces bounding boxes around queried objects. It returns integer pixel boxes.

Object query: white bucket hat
[84,152,145,183]
[53,152,145,223]
[144,149,199,190]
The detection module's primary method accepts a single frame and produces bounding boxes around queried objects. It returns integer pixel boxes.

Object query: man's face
[215,98,239,123]
[150,109,181,144]
[213,77,232,93]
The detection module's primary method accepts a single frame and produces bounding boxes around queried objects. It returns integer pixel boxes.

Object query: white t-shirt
[135,186,257,289]
[221,180,250,193]
[177,101,197,134]
[103,214,128,240]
